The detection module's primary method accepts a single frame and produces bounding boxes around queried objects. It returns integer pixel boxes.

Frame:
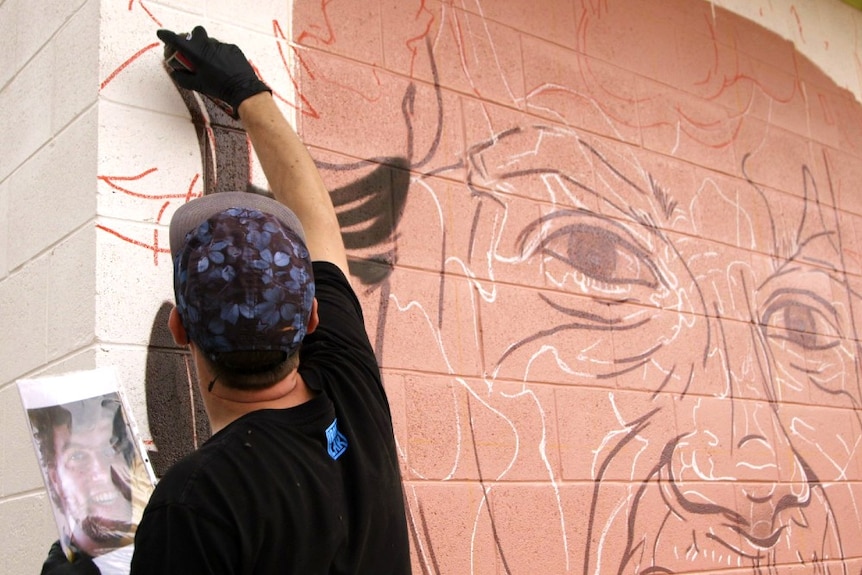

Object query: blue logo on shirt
[326,418,348,460]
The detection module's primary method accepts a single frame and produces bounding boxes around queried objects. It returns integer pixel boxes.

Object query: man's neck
[204,372,316,434]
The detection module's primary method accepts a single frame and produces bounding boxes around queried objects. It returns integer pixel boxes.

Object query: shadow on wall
[144,301,209,475]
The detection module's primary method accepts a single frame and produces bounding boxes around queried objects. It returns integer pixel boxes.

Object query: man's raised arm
[237,94,348,274]
[156,26,349,276]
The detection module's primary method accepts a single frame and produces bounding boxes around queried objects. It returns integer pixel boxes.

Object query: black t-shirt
[130,262,411,574]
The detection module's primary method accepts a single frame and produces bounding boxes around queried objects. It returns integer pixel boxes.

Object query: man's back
[131,263,410,574]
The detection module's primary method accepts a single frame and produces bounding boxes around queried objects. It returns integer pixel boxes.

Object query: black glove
[156,26,270,119]
[40,541,100,575]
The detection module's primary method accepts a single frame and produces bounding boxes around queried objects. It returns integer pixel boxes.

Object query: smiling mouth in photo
[89,490,120,506]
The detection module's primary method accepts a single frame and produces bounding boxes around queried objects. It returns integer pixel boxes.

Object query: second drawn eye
[760,295,841,352]
[539,222,660,289]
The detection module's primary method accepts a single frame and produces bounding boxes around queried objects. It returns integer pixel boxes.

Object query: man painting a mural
[43,25,412,575]
[132,26,410,574]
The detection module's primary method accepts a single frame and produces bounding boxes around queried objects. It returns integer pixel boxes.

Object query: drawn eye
[542,223,659,288]
[761,294,841,351]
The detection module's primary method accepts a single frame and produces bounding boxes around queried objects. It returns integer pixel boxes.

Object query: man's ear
[168,307,189,346]
[306,298,320,335]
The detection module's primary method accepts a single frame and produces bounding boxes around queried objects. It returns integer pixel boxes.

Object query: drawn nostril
[736,434,770,449]
[742,485,775,504]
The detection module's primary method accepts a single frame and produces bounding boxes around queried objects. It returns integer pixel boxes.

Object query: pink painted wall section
[289,0,862,573]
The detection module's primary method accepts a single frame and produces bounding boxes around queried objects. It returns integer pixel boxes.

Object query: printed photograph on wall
[18,368,156,574]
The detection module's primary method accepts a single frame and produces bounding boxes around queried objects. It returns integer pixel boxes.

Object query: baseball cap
[169,191,315,367]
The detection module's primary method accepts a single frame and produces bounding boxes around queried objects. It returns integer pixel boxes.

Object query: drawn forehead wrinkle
[586,141,681,237]
[466,125,595,191]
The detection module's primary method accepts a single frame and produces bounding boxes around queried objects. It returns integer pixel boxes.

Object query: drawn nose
[733,427,810,543]
[672,396,811,548]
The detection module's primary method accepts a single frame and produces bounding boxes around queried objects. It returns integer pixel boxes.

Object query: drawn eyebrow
[648,173,678,220]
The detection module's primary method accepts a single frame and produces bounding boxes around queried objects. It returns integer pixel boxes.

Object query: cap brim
[169,191,307,256]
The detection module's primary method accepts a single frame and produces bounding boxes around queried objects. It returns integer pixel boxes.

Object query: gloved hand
[40,541,100,575]
[156,26,270,119]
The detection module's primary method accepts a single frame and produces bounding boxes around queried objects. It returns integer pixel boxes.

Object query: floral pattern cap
[173,207,315,361]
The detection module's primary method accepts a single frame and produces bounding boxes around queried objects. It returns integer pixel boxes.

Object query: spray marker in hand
[164,47,195,73]
[158,26,268,119]
[163,30,196,72]
[162,37,235,117]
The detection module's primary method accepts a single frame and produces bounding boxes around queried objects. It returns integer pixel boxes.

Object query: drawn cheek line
[95,224,170,266]
[98,172,201,201]
[131,0,161,26]
[97,171,201,265]
[493,316,652,375]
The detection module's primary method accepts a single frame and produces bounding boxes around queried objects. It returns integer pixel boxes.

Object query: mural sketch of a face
[460,125,860,572]
[289,0,862,573]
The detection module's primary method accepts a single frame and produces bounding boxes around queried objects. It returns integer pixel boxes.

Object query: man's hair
[207,348,301,390]
[30,405,72,473]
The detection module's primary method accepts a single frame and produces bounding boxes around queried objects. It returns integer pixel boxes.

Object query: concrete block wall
[1,0,861,573]
[1,0,101,572]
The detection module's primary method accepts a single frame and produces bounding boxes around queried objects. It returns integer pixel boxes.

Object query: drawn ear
[168,307,189,346]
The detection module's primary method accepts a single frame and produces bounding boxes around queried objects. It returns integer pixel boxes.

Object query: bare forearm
[239,93,349,275]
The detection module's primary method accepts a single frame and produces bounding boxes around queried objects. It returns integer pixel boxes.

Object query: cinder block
[0,492,57,575]
[200,1,290,34]
[0,385,43,497]
[99,1,187,115]
[295,0,383,65]
[96,102,202,222]
[0,43,53,181]
[7,107,97,271]
[41,348,98,377]
[402,480,496,575]
[51,0,98,133]
[361,267,482,377]
[0,177,8,279]
[94,220,176,346]
[0,258,49,383]
[12,0,88,72]
[46,226,97,360]
[0,0,17,89]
